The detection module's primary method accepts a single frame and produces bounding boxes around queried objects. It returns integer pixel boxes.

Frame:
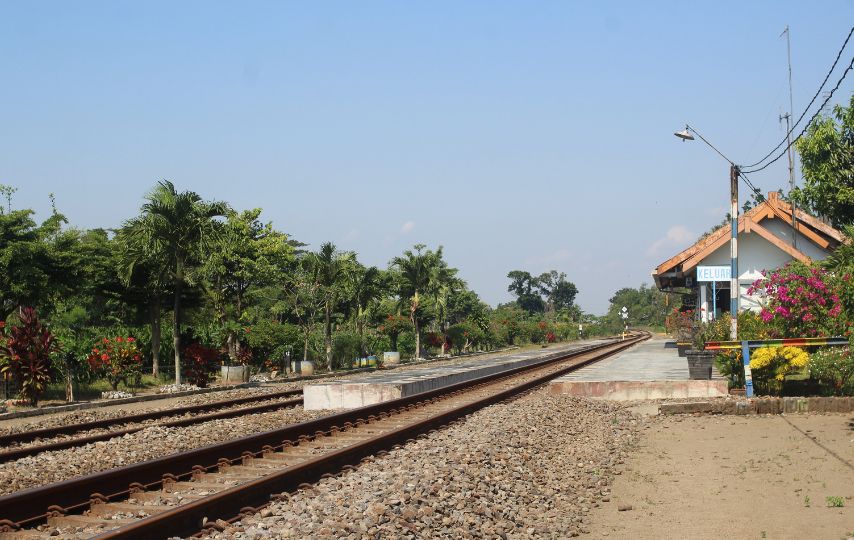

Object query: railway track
[0,390,303,464]
[0,333,648,540]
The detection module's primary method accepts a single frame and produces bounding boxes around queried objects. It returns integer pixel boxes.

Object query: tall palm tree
[391,244,443,359]
[350,265,385,348]
[116,221,170,377]
[315,242,354,370]
[127,180,228,384]
[429,263,461,354]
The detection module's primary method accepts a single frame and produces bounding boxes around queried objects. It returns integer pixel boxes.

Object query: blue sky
[2,2,852,313]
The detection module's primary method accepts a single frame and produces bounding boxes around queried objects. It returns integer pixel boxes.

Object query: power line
[743,25,854,169]
[741,54,854,174]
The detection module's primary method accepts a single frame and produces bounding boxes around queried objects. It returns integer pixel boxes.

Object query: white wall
[698,217,830,313]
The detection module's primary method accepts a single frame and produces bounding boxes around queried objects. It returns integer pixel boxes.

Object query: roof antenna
[780,25,797,249]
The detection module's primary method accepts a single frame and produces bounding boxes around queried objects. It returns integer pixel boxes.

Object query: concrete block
[783,398,796,413]
[303,341,610,410]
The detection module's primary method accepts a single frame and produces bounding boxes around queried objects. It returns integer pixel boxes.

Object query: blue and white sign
[696,265,731,282]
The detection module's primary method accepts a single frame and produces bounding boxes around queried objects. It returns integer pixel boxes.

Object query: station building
[652,191,844,322]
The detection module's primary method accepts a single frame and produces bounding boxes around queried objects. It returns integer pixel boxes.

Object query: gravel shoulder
[201,391,643,539]
[589,412,854,540]
[0,406,331,495]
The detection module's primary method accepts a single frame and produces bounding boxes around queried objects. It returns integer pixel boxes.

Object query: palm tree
[314,242,354,370]
[429,263,460,355]
[350,265,386,351]
[127,180,228,384]
[116,222,170,377]
[283,254,325,366]
[391,244,443,359]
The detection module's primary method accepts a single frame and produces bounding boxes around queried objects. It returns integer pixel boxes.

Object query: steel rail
[0,389,303,447]
[0,396,304,464]
[0,334,646,537]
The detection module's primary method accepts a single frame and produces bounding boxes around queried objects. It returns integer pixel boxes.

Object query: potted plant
[684,323,714,380]
[666,308,695,357]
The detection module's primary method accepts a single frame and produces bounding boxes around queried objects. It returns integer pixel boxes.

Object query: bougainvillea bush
[182,343,220,388]
[87,336,143,391]
[809,346,854,396]
[748,262,849,338]
[0,308,58,406]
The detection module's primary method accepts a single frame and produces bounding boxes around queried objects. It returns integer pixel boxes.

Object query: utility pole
[782,25,798,248]
[729,164,739,341]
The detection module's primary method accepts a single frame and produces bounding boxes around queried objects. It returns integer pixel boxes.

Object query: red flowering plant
[377,315,413,352]
[87,335,143,391]
[0,308,58,406]
[748,262,848,338]
[182,343,221,388]
[664,308,696,342]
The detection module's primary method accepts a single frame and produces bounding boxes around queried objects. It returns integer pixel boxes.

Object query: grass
[826,496,845,508]
[40,374,166,402]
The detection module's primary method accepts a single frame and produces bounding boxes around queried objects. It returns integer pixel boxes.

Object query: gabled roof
[652,192,843,290]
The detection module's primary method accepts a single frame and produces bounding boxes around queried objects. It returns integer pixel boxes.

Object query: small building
[652,192,844,322]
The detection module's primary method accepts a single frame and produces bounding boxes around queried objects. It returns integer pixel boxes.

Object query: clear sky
[2,2,853,314]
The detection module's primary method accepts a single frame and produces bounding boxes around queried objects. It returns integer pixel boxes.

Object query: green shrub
[809,346,854,396]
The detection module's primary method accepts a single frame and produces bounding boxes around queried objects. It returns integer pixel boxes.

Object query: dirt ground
[590,412,854,540]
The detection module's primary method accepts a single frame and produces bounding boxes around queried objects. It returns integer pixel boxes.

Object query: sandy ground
[590,412,854,540]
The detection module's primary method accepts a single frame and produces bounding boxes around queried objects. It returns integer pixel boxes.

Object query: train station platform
[303,338,615,410]
[549,335,728,400]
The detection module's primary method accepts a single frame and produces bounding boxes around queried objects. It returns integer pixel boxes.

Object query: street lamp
[673,124,739,341]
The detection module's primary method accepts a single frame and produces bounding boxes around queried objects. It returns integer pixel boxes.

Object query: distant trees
[0,179,614,406]
[603,284,674,330]
[506,270,578,316]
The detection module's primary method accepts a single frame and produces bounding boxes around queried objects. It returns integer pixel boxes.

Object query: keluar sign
[696,265,730,282]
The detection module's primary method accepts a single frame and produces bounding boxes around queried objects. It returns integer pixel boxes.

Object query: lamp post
[674,125,739,341]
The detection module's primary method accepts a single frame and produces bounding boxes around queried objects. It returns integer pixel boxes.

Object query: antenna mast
[781,25,797,248]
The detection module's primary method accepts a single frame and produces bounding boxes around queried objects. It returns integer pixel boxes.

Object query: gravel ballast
[203,392,642,539]
[0,406,330,495]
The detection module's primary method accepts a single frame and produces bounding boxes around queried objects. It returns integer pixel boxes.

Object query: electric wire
[741,54,854,174]
[743,25,854,169]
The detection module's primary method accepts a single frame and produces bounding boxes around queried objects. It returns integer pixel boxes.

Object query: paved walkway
[559,336,722,381]
[550,336,727,400]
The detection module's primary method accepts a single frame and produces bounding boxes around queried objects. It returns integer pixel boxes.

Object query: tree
[116,223,171,377]
[349,264,386,351]
[314,242,354,370]
[283,254,325,365]
[536,270,578,313]
[792,93,854,228]
[391,244,444,359]
[0,208,77,318]
[203,209,293,362]
[604,284,673,331]
[126,181,228,384]
[428,259,460,354]
[506,270,545,314]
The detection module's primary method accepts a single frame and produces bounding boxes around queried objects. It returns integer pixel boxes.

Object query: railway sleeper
[46,514,136,529]
[86,502,171,518]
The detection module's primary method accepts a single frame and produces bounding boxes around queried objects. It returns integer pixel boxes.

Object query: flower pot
[685,350,714,380]
[676,343,690,357]
[382,351,401,366]
[290,360,315,376]
[221,365,250,385]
